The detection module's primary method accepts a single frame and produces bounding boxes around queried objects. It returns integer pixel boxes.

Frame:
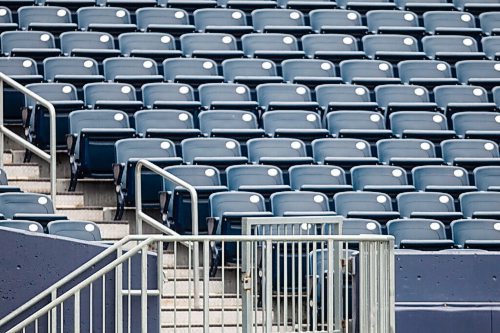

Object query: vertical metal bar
[116,246,123,333]
[102,275,106,333]
[141,246,148,333]
[236,241,240,331]
[388,239,396,333]
[89,284,93,333]
[221,240,225,333]
[345,242,350,333]
[297,241,302,330]
[283,238,288,332]
[312,243,318,331]
[135,164,143,235]
[157,241,164,333]
[241,219,253,333]
[334,237,343,332]
[51,290,57,333]
[0,78,4,169]
[173,241,178,331]
[203,240,210,333]
[47,103,56,201]
[265,240,272,333]
[127,258,131,333]
[74,291,80,333]
[327,239,334,333]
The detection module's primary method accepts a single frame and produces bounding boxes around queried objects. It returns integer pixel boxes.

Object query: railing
[0,73,57,201]
[3,233,395,333]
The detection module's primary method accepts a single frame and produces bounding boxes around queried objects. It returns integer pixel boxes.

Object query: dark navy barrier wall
[0,227,159,332]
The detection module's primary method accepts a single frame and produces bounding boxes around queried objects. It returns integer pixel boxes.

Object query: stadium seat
[453,0,500,15]
[262,111,329,143]
[47,220,102,241]
[77,7,136,35]
[1,31,60,60]
[0,169,21,194]
[289,164,353,197]
[135,8,195,36]
[35,0,95,11]
[301,34,366,63]
[113,138,181,220]
[386,218,453,250]
[67,110,136,190]
[181,137,248,171]
[351,165,415,196]
[315,84,379,112]
[422,35,487,63]
[395,0,455,14]
[96,0,157,10]
[423,11,482,37]
[337,0,396,13]
[362,34,427,63]
[452,112,500,141]
[198,111,265,145]
[397,60,458,89]
[474,166,500,191]
[441,139,500,170]
[226,164,290,198]
[247,138,314,170]
[198,83,258,111]
[494,86,500,109]
[434,85,497,117]
[24,83,84,149]
[194,8,252,37]
[390,112,456,143]
[339,218,382,235]
[134,110,201,147]
[162,165,227,234]
[59,31,120,60]
[278,0,337,12]
[309,9,368,37]
[118,32,181,61]
[455,60,500,89]
[0,220,44,233]
[333,191,399,223]
[257,83,320,112]
[160,0,217,11]
[479,12,500,36]
[366,10,424,36]
[0,7,17,33]
[0,193,60,222]
[460,192,500,219]
[271,191,332,216]
[241,33,305,61]
[251,9,312,36]
[103,57,163,87]
[413,165,477,197]
[281,59,342,87]
[312,138,378,169]
[327,111,392,142]
[397,192,463,223]
[181,33,243,61]
[340,60,400,89]
[451,219,500,250]
[163,58,224,87]
[375,85,438,118]
[18,6,76,34]
[142,83,201,112]
[377,139,444,169]
[43,57,104,87]
[222,58,283,87]
[83,82,143,115]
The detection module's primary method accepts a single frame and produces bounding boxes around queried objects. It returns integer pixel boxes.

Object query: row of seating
[0,219,102,241]
[3,7,500,38]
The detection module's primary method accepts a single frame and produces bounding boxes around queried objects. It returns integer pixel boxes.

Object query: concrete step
[96,221,129,241]
[4,163,39,179]
[57,207,105,221]
[163,280,228,297]
[161,308,265,327]
[10,149,71,178]
[2,152,12,164]
[161,296,242,309]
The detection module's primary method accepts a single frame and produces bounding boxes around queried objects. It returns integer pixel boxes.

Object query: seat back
[226,165,285,190]
[282,59,337,81]
[397,192,455,217]
[412,165,470,190]
[194,8,248,30]
[289,165,348,189]
[456,60,500,82]
[441,139,499,163]
[44,57,99,81]
[252,9,306,31]
[163,58,219,80]
[119,32,176,55]
[309,9,363,30]
[263,111,322,135]
[313,138,372,162]
[210,191,267,221]
[135,110,194,135]
[362,34,420,56]
[460,192,500,218]
[257,83,312,106]
[387,218,447,246]
[390,111,448,135]
[351,165,408,189]
[452,112,500,136]
[423,11,476,33]
[198,83,252,107]
[377,139,437,162]
[474,166,500,191]
[103,57,159,80]
[84,83,137,106]
[242,33,300,56]
[366,10,419,31]
[18,6,72,29]
[316,84,371,107]
[181,138,242,163]
[136,8,190,30]
[422,36,479,56]
[302,34,359,55]
[68,110,130,135]
[452,219,500,247]
[271,191,330,216]
[77,7,132,29]
[334,191,393,216]
[247,138,308,163]
[199,111,258,134]
[60,31,115,55]
[0,193,54,219]
[1,31,56,54]
[398,60,453,83]
[375,84,430,108]
[340,60,395,82]
[142,83,195,108]
[181,33,238,55]
[327,111,386,135]
[222,58,278,82]
[47,220,102,241]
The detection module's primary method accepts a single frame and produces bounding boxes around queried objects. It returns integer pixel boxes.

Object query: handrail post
[0,77,4,169]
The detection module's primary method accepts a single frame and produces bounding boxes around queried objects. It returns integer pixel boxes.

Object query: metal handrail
[0,73,57,201]
[134,159,201,306]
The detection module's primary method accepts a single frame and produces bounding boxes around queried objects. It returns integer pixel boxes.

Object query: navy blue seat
[118,32,181,61]
[256,83,320,111]
[0,220,44,233]
[451,219,500,250]
[312,138,377,169]
[198,111,265,145]
[362,34,426,63]
[474,166,500,191]
[0,193,59,222]
[1,31,60,60]
[289,165,353,197]
[366,10,424,36]
[412,165,476,196]
[242,33,305,61]
[77,7,136,36]
[247,138,314,170]
[386,218,453,250]
[340,60,400,89]
[103,57,162,88]
[271,191,332,216]
[163,58,223,87]
[422,35,487,63]
[434,85,496,118]
[251,9,312,36]
[222,58,282,88]
[142,83,201,112]
[375,85,437,119]
[455,60,500,89]
[198,83,258,111]
[113,138,181,220]
[452,112,500,141]
[47,220,102,241]
[226,164,291,199]
[460,192,500,219]
[67,110,136,191]
[0,7,17,33]
[423,11,482,37]
[351,165,415,196]
[441,139,500,170]
[390,112,456,143]
[377,138,444,169]
[301,34,366,63]
[397,60,458,89]
[181,33,243,61]
[309,9,368,37]
[480,12,500,36]
[60,31,120,60]
[281,59,342,88]
[315,84,378,112]
[162,165,227,234]
[333,191,399,223]
[18,6,76,34]
[262,111,329,143]
[44,57,103,87]
[327,111,392,142]
[397,192,462,223]
[83,82,143,115]
[194,8,252,37]
[136,8,195,36]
